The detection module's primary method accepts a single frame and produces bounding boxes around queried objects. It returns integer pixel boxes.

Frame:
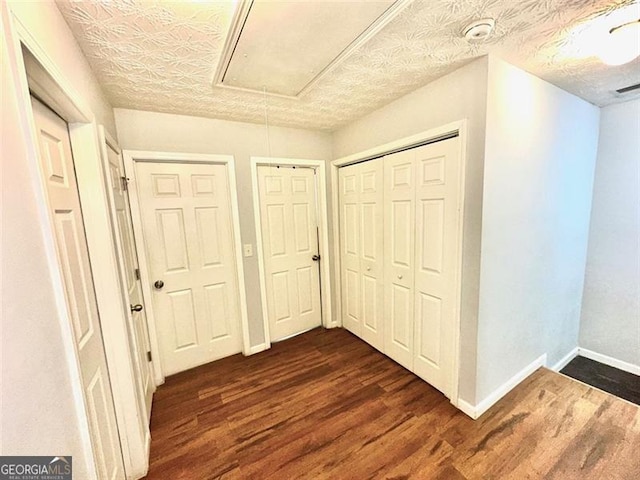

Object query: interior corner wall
[113,109,333,347]
[476,56,600,403]
[8,0,117,138]
[579,98,640,368]
[1,5,93,478]
[331,57,490,404]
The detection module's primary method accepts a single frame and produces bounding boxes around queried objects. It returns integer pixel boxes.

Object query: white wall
[8,0,117,137]
[476,57,600,403]
[332,57,489,404]
[580,99,640,368]
[114,109,333,346]
[1,1,118,476]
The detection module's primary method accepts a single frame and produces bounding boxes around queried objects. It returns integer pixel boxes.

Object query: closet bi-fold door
[383,150,415,371]
[339,159,384,351]
[413,137,461,396]
[359,159,384,350]
[339,164,361,336]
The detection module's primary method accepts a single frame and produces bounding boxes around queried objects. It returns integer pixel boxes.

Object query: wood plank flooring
[561,356,640,406]
[144,328,640,479]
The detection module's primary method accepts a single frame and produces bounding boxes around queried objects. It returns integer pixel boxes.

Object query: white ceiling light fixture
[463,18,495,41]
[598,19,640,66]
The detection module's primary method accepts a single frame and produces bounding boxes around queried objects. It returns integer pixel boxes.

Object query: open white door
[99,128,154,421]
[134,161,243,376]
[31,97,125,479]
[257,166,322,341]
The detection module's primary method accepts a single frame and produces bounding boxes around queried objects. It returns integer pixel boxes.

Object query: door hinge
[146,351,152,362]
[121,176,128,191]
[134,268,140,280]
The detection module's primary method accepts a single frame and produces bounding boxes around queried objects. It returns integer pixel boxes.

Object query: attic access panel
[214,0,405,98]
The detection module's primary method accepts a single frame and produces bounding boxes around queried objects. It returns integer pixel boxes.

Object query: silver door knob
[312,254,321,261]
[154,280,164,290]
[398,275,403,279]
[366,266,371,271]
[130,304,143,313]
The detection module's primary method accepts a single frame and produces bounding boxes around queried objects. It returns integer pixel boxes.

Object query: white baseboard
[550,347,579,372]
[578,348,640,376]
[455,399,478,419]
[247,343,268,356]
[457,353,547,420]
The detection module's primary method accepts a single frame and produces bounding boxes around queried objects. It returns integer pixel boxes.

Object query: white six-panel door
[31,97,125,479]
[339,160,384,351]
[257,166,322,341]
[135,162,242,376]
[383,150,416,371]
[102,134,154,421]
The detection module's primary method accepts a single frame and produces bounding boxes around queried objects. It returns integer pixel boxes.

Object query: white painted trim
[122,150,252,384]
[248,343,269,355]
[549,347,579,372]
[330,161,342,328]
[330,120,467,403]
[449,120,468,406]
[578,348,640,376]
[250,157,334,347]
[456,399,478,419]
[331,121,464,168]
[465,354,547,420]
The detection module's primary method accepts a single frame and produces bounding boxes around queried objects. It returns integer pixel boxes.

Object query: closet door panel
[359,159,384,351]
[384,151,415,370]
[413,137,461,397]
[339,164,361,336]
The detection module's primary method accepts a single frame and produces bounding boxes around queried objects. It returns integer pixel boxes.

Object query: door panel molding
[251,157,333,349]
[123,151,251,383]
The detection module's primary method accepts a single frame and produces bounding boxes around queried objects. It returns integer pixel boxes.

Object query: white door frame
[251,157,333,350]
[122,150,251,384]
[331,120,467,409]
[3,5,148,478]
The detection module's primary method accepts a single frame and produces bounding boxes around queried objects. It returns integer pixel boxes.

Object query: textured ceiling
[56,0,640,131]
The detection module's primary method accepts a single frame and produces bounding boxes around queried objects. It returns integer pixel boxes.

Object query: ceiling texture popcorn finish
[56,0,640,131]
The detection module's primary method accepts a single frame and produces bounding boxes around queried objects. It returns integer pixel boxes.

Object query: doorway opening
[251,157,333,349]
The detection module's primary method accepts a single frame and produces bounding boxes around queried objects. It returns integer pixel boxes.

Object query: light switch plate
[243,244,253,257]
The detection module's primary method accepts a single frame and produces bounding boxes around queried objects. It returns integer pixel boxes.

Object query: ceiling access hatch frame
[211,0,413,100]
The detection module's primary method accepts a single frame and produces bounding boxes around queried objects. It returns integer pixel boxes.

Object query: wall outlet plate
[243,244,253,257]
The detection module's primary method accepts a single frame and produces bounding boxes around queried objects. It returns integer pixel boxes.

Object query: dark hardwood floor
[561,355,640,406]
[144,328,640,479]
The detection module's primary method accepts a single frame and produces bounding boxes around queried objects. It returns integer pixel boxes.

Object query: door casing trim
[122,150,251,384]
[251,157,334,350]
